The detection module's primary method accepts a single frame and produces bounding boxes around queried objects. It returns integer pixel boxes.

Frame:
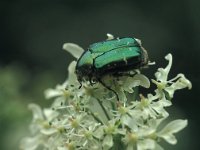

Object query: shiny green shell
[76,37,146,80]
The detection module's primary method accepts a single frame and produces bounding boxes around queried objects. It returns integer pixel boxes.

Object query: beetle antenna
[98,78,119,101]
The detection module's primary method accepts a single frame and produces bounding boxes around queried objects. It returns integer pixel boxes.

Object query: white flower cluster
[21,36,192,150]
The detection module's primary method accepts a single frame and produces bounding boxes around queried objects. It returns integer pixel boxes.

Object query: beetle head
[75,65,94,83]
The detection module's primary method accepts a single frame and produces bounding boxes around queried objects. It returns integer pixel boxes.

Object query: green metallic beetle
[75,37,148,98]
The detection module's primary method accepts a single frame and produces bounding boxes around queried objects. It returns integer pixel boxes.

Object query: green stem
[111,135,125,150]
[110,100,116,111]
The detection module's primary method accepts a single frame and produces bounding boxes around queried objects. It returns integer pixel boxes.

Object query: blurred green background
[0,0,199,149]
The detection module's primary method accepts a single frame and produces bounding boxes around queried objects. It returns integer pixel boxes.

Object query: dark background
[0,0,199,149]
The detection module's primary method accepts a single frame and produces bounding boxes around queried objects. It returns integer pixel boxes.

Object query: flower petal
[40,128,57,135]
[44,88,63,99]
[157,119,188,144]
[43,108,59,121]
[103,134,113,150]
[28,104,44,120]
[20,135,42,150]
[63,43,84,59]
[170,74,192,90]
[155,53,172,82]
[154,143,164,150]
[137,139,155,150]
[106,33,114,40]
[165,74,192,98]
[121,115,137,131]
[68,61,78,84]
[122,74,150,93]
[93,126,104,139]
[133,74,150,88]
[57,147,67,150]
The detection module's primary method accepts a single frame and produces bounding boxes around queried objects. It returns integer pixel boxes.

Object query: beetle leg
[78,81,82,89]
[98,78,119,101]
[89,78,93,86]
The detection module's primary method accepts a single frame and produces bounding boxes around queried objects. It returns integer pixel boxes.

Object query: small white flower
[129,94,171,121]
[28,104,58,134]
[44,61,78,100]
[21,104,59,150]
[153,53,192,99]
[122,119,164,150]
